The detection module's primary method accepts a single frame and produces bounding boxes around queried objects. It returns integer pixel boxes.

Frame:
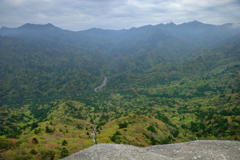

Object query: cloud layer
[0,0,239,31]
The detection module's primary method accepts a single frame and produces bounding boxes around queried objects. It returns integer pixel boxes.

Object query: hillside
[0,21,240,160]
[0,21,240,105]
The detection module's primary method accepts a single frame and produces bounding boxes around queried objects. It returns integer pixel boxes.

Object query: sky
[0,0,240,31]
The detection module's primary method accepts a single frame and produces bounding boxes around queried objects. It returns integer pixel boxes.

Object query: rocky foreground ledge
[62,140,240,160]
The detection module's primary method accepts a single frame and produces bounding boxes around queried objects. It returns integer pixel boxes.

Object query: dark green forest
[0,21,240,159]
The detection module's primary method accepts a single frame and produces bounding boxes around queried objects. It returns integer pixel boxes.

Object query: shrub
[30,149,38,155]
[115,131,122,135]
[110,131,123,143]
[62,140,68,146]
[0,138,12,150]
[76,124,83,129]
[45,126,54,133]
[143,133,149,139]
[40,150,55,160]
[31,122,38,130]
[13,155,32,160]
[34,128,41,134]
[60,147,69,158]
[6,132,20,138]
[14,141,22,148]
[32,137,39,144]
[119,122,128,129]
[147,125,157,133]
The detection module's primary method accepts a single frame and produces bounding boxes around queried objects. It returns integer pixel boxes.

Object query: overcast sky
[0,0,240,31]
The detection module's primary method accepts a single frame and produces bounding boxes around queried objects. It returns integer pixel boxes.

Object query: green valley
[0,21,240,160]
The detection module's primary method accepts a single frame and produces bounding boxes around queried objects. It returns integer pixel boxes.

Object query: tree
[119,122,128,129]
[60,147,69,158]
[32,137,39,144]
[34,128,41,134]
[30,149,38,155]
[62,140,68,146]
[45,126,53,133]
[31,122,39,130]
[147,125,157,133]
[0,138,12,150]
[110,131,122,142]
[40,150,55,160]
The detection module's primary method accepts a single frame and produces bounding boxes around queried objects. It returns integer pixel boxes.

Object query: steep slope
[0,35,108,106]
[105,41,240,91]
[81,21,240,76]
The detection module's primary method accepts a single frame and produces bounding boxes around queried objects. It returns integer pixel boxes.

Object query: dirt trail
[94,76,107,92]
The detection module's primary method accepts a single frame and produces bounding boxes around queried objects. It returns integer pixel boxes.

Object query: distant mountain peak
[0,26,9,30]
[18,23,34,29]
[166,22,176,26]
[46,23,54,26]
[18,23,59,30]
[192,20,202,23]
[180,20,212,28]
[185,20,203,25]
[87,27,103,31]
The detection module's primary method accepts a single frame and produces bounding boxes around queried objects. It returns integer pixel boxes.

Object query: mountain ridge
[0,21,240,105]
[1,20,238,31]
[0,20,240,160]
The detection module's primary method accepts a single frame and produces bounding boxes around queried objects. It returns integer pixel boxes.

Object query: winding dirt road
[94,76,107,92]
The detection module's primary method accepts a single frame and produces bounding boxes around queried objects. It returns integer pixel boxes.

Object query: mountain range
[0,21,240,105]
[0,21,240,160]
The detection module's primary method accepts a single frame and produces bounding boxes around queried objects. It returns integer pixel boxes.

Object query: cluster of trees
[0,138,12,150]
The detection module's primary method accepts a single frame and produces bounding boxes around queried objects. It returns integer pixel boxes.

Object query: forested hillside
[0,21,240,160]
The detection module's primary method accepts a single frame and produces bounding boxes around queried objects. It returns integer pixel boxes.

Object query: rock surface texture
[62,140,240,160]
[62,144,175,160]
[145,140,240,160]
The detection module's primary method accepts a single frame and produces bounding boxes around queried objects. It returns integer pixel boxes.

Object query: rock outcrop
[62,144,175,160]
[62,140,240,160]
[145,140,240,160]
